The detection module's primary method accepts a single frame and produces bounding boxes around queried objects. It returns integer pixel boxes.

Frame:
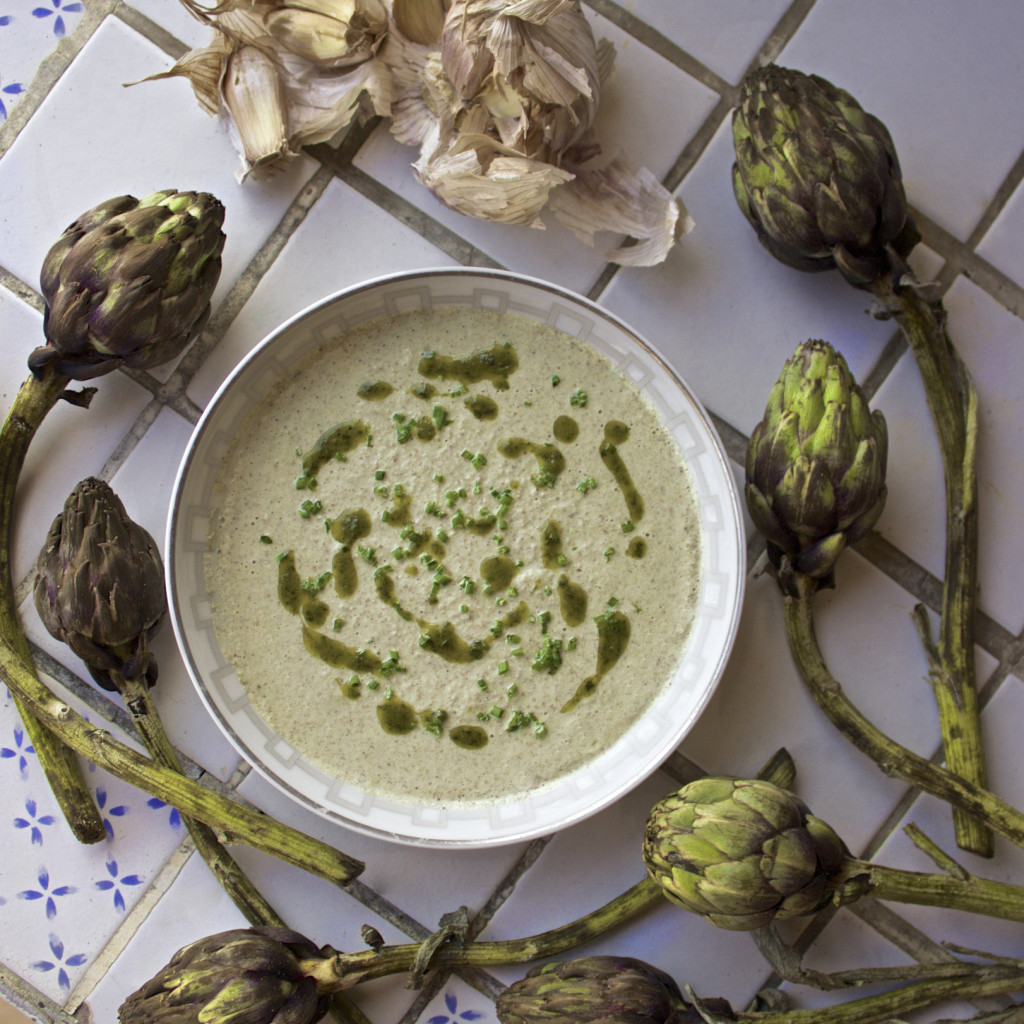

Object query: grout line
[468,837,551,941]
[846,901,1012,1015]
[964,145,1024,251]
[0,1,116,157]
[307,142,506,271]
[0,963,77,1024]
[662,94,735,196]
[113,2,189,60]
[852,532,1016,662]
[0,266,44,314]
[582,0,731,95]
[168,162,339,390]
[752,0,819,71]
[65,840,198,1015]
[913,209,1024,321]
[342,879,432,943]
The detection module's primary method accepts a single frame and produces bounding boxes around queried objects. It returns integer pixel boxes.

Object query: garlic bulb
[382,0,690,264]
[148,0,690,263]
[145,0,392,180]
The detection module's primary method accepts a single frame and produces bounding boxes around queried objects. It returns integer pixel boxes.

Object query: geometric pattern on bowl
[167,269,745,846]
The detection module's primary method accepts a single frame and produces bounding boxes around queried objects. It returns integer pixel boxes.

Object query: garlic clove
[392,0,447,45]
[222,44,292,178]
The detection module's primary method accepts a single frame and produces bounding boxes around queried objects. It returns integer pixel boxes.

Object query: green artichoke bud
[745,339,888,585]
[731,64,920,287]
[643,776,847,931]
[118,926,332,1024]
[33,478,166,692]
[30,189,225,381]
[496,955,723,1024]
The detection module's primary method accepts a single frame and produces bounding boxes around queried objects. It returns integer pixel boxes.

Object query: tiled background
[2,2,1024,1023]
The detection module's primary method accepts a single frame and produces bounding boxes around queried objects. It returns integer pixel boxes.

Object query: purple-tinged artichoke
[496,955,725,1024]
[118,926,332,1024]
[33,478,166,692]
[746,339,888,586]
[731,64,919,287]
[30,190,224,381]
[643,776,847,931]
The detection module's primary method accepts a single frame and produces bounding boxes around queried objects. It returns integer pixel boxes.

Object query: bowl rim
[166,266,746,847]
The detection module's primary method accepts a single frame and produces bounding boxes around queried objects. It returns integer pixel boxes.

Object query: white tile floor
[2,2,1024,1023]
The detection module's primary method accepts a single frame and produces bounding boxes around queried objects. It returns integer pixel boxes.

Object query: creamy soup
[206,306,701,806]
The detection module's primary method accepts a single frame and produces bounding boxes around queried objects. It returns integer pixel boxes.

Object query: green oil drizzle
[357,380,393,401]
[417,621,489,664]
[561,608,630,713]
[599,421,644,524]
[451,725,489,749]
[332,549,359,598]
[377,696,418,735]
[604,420,630,445]
[277,552,330,625]
[330,508,372,545]
[383,491,412,528]
[339,678,361,699]
[541,520,563,570]
[498,437,565,488]
[418,344,519,390]
[465,394,499,420]
[302,623,382,674]
[557,573,588,627]
[374,568,413,621]
[626,537,648,559]
[553,415,578,443]
[327,509,372,598]
[480,554,518,592]
[300,421,370,481]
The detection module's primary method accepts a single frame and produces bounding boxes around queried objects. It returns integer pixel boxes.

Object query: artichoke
[30,189,225,381]
[731,64,919,287]
[642,776,847,931]
[496,955,722,1024]
[33,478,166,692]
[745,338,888,586]
[118,926,332,1024]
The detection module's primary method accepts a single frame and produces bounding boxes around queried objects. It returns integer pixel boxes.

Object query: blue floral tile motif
[429,990,487,1024]
[14,796,57,845]
[147,796,183,830]
[31,0,82,38]
[1,721,34,775]
[18,867,76,919]
[94,857,144,913]
[31,934,87,993]
[94,785,130,840]
[0,77,23,119]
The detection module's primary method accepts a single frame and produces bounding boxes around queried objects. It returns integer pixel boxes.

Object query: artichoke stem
[311,746,799,990]
[869,273,989,857]
[0,370,105,844]
[0,632,365,885]
[782,572,1024,849]
[707,966,1024,1024]
[319,876,666,991]
[833,856,1024,923]
[113,670,284,928]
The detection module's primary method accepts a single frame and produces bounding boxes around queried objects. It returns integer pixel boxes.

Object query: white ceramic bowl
[167,269,744,847]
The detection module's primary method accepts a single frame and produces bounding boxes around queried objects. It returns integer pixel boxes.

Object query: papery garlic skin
[383,0,689,263]
[266,0,388,68]
[149,0,690,263]
[143,0,390,179]
[440,0,602,160]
